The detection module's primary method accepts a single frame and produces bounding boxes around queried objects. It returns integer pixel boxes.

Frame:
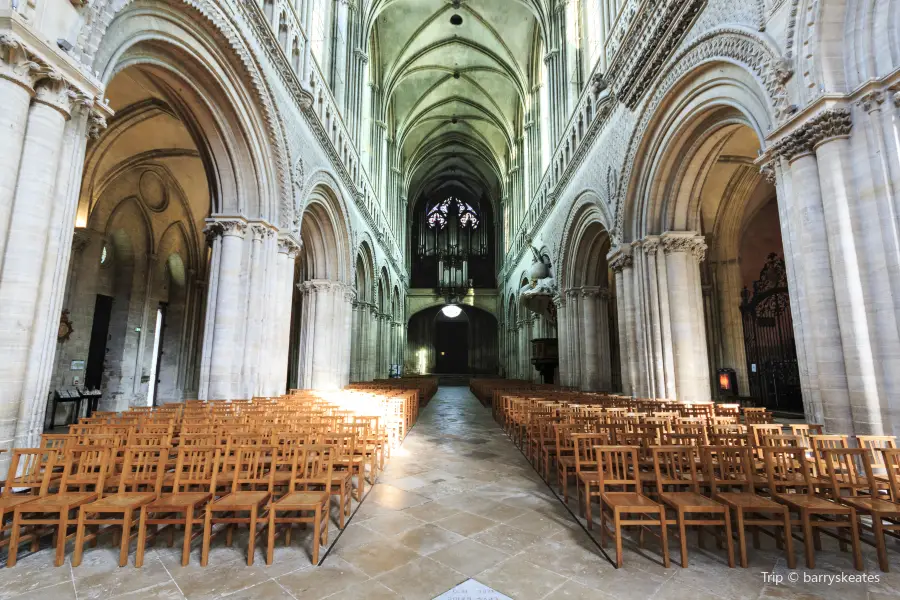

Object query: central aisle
[310,386,635,599]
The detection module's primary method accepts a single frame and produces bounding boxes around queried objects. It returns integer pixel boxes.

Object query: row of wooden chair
[0,388,418,569]
[484,384,900,572]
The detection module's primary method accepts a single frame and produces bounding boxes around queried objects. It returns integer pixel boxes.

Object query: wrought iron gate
[740,254,802,412]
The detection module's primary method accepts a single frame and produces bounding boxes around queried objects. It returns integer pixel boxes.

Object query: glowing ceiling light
[442,305,462,318]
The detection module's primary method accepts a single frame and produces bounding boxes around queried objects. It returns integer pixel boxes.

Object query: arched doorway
[50,64,212,412]
[407,305,499,376]
[558,202,618,392]
[288,184,354,390]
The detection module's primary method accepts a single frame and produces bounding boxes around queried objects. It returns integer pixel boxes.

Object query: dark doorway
[85,294,114,390]
[435,321,468,373]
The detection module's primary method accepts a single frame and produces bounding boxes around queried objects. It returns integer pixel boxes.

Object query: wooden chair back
[763,446,812,495]
[216,446,274,494]
[172,446,219,494]
[652,446,700,494]
[702,446,757,494]
[3,448,58,496]
[856,435,896,476]
[59,446,110,493]
[117,446,167,496]
[595,446,640,493]
[821,448,874,497]
[572,433,608,475]
[880,449,900,502]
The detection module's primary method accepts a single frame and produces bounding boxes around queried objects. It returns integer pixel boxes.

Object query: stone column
[0,75,76,451]
[609,249,636,395]
[553,295,567,385]
[368,305,379,380]
[564,289,581,388]
[581,287,601,391]
[201,218,247,399]
[640,236,671,398]
[332,0,350,109]
[813,109,888,434]
[661,232,711,403]
[349,300,361,382]
[597,288,612,391]
[773,119,853,433]
[0,35,39,264]
[518,319,528,380]
[273,236,300,394]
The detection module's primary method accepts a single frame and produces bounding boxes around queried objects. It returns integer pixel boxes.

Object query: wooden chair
[8,446,110,567]
[72,446,166,567]
[824,448,900,572]
[201,446,274,566]
[135,446,218,567]
[266,445,332,565]
[701,446,795,569]
[743,407,774,425]
[652,446,734,568]
[1,449,58,552]
[572,432,608,528]
[595,446,670,568]
[763,446,862,570]
[790,424,823,448]
[857,435,897,487]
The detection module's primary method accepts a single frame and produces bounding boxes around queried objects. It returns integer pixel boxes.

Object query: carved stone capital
[251,223,275,241]
[858,90,885,113]
[774,108,853,161]
[581,286,603,299]
[0,33,41,93]
[71,228,92,254]
[660,232,707,262]
[759,161,776,184]
[552,294,564,308]
[640,235,660,256]
[278,236,301,258]
[33,73,77,117]
[204,218,247,244]
[608,248,633,273]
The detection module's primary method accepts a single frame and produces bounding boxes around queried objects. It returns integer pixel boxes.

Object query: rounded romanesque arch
[89,1,290,227]
[615,27,785,241]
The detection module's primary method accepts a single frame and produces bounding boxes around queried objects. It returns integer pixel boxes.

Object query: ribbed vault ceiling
[368,0,543,215]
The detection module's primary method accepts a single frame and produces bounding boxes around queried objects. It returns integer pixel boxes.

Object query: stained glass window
[426,197,479,230]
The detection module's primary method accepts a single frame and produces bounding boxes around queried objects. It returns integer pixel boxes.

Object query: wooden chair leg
[848,510,863,571]
[613,510,623,568]
[677,511,688,568]
[182,509,193,567]
[872,515,889,572]
[659,511,670,569]
[247,506,258,566]
[7,512,22,567]
[119,509,133,567]
[266,508,276,566]
[723,508,735,568]
[312,506,321,564]
[72,509,87,567]
[55,513,69,567]
[200,507,212,567]
[584,485,593,530]
[782,509,796,569]
[136,507,148,568]
[735,509,748,568]
[801,510,814,569]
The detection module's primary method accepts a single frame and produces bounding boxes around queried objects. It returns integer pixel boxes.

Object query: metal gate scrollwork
[739,253,802,412]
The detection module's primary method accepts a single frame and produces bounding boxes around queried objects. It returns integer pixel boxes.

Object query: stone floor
[1,386,899,599]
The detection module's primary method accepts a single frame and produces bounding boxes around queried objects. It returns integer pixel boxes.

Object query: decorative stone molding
[581,286,603,299]
[858,91,885,113]
[33,74,79,117]
[605,0,707,109]
[640,235,660,255]
[660,232,707,261]
[277,236,301,258]
[552,294,564,309]
[203,218,247,244]
[71,228,92,254]
[250,223,275,241]
[759,161,776,183]
[772,108,853,161]
[0,33,41,91]
[608,248,634,272]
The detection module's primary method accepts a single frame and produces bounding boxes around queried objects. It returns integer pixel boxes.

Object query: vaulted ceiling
[368,0,544,215]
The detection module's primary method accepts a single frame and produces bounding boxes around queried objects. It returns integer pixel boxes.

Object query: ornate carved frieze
[660,232,707,261]
[606,0,707,109]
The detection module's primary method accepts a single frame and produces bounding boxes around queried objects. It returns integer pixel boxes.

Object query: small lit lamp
[717,368,737,397]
